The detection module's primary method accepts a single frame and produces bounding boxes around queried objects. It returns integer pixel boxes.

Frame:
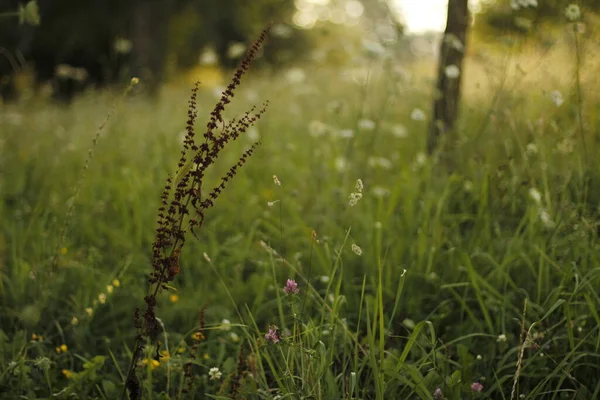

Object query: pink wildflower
[433,388,443,399]
[264,327,280,344]
[283,279,299,295]
[471,382,484,392]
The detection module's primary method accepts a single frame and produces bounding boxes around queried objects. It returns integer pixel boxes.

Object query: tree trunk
[427,0,470,154]
[130,0,172,96]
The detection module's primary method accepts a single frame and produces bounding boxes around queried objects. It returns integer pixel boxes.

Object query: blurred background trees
[0,0,597,101]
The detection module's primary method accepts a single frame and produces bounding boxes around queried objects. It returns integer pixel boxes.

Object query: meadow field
[1,30,600,399]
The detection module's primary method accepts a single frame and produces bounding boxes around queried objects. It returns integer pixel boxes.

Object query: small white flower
[339,129,354,139]
[444,64,460,79]
[199,47,218,65]
[334,157,348,172]
[355,179,363,193]
[308,120,328,137]
[351,244,362,256]
[550,90,564,107]
[348,192,363,206]
[358,119,376,130]
[247,126,260,141]
[476,354,482,360]
[565,4,581,21]
[529,188,542,205]
[411,108,426,121]
[267,200,280,207]
[273,175,281,186]
[285,68,306,84]
[227,42,246,59]
[391,124,408,138]
[526,143,538,155]
[229,332,240,343]
[319,275,330,283]
[221,319,231,331]
[209,367,222,380]
[497,333,507,343]
[539,208,554,228]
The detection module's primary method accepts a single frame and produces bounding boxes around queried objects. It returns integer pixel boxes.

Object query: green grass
[1,41,600,399]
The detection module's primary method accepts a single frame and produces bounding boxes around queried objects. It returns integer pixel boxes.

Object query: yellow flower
[131,77,139,85]
[191,331,205,341]
[71,316,79,325]
[141,358,160,370]
[160,350,170,360]
[60,247,68,255]
[55,344,67,353]
[169,294,179,303]
[177,346,186,354]
[62,369,72,379]
[106,285,114,294]
[85,307,93,316]
[98,293,106,304]
[112,279,120,287]
[31,333,43,342]
[203,353,210,360]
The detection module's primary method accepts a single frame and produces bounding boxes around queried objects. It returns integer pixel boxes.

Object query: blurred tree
[427,0,470,154]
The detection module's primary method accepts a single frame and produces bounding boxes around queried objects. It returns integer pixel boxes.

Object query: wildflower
[112,279,120,287]
[565,4,581,21]
[358,119,376,130]
[60,247,68,255]
[471,382,484,392]
[203,353,210,359]
[444,64,460,79]
[476,354,482,360]
[444,33,464,51]
[62,369,73,379]
[283,279,299,295]
[411,108,426,121]
[391,124,408,138]
[348,192,363,207]
[264,327,280,344]
[98,293,106,304]
[309,120,328,137]
[529,188,542,205]
[267,200,280,207]
[334,156,348,172]
[142,359,160,370]
[285,68,306,84]
[55,344,68,353]
[160,350,170,360]
[273,175,281,186]
[85,307,93,316]
[229,332,240,342]
[497,334,507,343]
[113,38,132,54]
[221,319,232,331]
[106,285,114,294]
[34,357,51,371]
[177,346,186,354]
[339,129,354,139]
[320,275,330,283]
[199,47,218,65]
[351,244,362,256]
[130,77,139,85]
[209,367,222,380]
[227,42,246,59]
[526,143,538,155]
[191,331,205,341]
[31,333,43,342]
[433,388,443,399]
[169,294,179,303]
[71,316,79,326]
[550,90,564,107]
[355,179,363,193]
